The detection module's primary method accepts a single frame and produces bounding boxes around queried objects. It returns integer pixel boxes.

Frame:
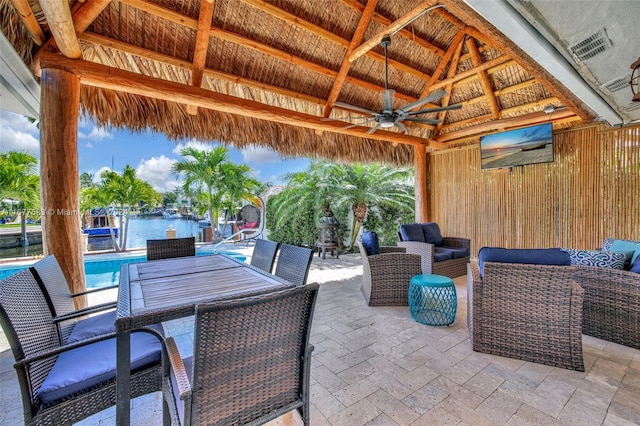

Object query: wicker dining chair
[356,240,422,306]
[31,255,118,344]
[162,283,319,426]
[0,267,164,426]
[273,244,314,286]
[250,238,280,273]
[467,261,585,371]
[147,236,196,261]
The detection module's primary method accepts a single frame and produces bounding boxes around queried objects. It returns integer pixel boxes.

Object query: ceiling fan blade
[338,117,378,131]
[403,117,442,124]
[396,89,447,114]
[382,89,395,112]
[321,115,376,122]
[367,123,382,134]
[394,121,408,132]
[407,104,463,115]
[334,102,380,116]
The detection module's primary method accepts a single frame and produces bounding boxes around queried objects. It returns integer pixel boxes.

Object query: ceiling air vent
[568,28,613,61]
[599,76,630,95]
[620,102,640,112]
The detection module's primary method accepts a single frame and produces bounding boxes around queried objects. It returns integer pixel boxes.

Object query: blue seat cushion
[171,355,193,425]
[361,231,380,255]
[630,256,640,273]
[38,331,162,404]
[445,246,470,259]
[478,247,571,277]
[421,223,444,246]
[434,248,454,262]
[399,224,425,242]
[65,310,116,344]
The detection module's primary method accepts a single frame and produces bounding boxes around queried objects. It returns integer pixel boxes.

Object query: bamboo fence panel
[428,123,640,258]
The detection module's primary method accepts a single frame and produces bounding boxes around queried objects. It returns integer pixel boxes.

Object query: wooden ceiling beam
[117,0,198,30]
[186,0,215,115]
[36,52,442,149]
[430,55,512,90]
[418,30,466,99]
[439,0,595,121]
[434,34,465,136]
[339,0,445,57]
[9,0,45,45]
[78,32,325,106]
[466,38,500,120]
[436,108,576,143]
[323,0,379,118]
[349,0,439,63]
[39,0,82,58]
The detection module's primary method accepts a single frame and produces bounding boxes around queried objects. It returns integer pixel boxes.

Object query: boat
[162,207,182,219]
[83,208,118,237]
[521,141,548,151]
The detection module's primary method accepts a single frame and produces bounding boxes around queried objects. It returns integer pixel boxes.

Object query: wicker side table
[409,274,457,325]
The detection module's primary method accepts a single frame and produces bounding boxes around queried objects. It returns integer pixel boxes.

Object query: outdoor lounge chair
[356,239,422,306]
[0,267,164,426]
[162,283,319,426]
[467,260,585,371]
[273,244,314,286]
[31,254,118,344]
[250,238,279,273]
[147,236,196,261]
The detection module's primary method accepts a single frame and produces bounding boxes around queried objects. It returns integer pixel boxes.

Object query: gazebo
[1,0,638,293]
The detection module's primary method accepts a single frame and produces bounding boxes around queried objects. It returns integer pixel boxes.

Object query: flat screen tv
[480,122,554,170]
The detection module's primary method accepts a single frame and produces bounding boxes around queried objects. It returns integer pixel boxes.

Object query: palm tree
[172,146,260,241]
[326,163,414,250]
[83,165,161,252]
[0,151,40,248]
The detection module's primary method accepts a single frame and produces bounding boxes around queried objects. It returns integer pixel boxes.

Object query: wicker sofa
[397,222,470,278]
[467,248,585,371]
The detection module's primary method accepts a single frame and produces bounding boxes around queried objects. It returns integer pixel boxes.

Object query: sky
[0,110,310,193]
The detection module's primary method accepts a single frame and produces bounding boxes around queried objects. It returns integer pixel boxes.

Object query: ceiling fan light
[380,121,395,128]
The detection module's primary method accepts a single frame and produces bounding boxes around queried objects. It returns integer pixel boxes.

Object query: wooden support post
[40,67,87,307]
[414,144,428,222]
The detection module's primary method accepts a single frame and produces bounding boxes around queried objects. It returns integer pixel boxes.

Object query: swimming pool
[0,249,247,287]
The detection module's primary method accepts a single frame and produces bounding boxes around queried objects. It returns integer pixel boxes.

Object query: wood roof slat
[186,0,215,115]
[466,37,500,120]
[8,0,45,45]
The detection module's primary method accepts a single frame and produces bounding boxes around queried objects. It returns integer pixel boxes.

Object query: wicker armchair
[162,284,319,426]
[467,261,585,371]
[0,267,163,426]
[147,236,196,261]
[356,240,422,306]
[31,255,117,343]
[250,238,279,273]
[273,243,314,286]
[573,266,640,350]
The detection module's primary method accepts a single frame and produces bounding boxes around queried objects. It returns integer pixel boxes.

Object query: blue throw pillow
[605,239,640,265]
[630,256,640,273]
[399,224,425,242]
[478,247,571,277]
[421,223,444,246]
[563,248,626,269]
[361,231,380,256]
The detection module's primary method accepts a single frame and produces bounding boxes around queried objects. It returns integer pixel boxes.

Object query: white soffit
[0,31,40,119]
[462,0,623,126]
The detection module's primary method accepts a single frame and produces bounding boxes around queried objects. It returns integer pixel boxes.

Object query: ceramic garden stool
[408,274,457,326]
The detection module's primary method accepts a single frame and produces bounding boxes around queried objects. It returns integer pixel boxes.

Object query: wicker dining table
[115,254,294,426]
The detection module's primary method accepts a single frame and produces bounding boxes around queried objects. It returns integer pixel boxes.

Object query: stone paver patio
[1,251,639,425]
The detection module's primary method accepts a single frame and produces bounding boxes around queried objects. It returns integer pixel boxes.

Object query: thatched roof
[0,0,598,166]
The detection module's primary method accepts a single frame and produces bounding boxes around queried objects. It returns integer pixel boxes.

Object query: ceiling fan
[333,35,462,134]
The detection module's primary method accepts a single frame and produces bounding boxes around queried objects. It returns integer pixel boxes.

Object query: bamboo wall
[428,123,640,258]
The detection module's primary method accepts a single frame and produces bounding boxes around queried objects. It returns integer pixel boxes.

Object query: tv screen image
[480,122,554,170]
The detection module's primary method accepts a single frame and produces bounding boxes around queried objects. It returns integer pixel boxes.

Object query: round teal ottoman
[408,274,457,326]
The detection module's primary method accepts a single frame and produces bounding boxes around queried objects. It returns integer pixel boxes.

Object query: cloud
[78,125,113,141]
[0,110,40,155]
[241,146,281,164]
[92,167,113,183]
[172,139,215,156]
[136,155,180,193]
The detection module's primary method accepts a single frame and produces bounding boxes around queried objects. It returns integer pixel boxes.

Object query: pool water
[0,250,247,287]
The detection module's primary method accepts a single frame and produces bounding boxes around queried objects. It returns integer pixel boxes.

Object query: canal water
[0,217,205,259]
